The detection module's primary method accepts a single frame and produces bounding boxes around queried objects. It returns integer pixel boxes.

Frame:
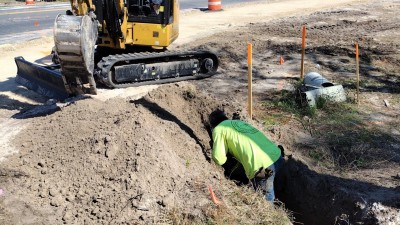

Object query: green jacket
[212,120,281,179]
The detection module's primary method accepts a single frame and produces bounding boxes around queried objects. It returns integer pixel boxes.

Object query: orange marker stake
[300,25,306,79]
[208,185,220,205]
[356,43,360,104]
[280,56,284,65]
[247,43,253,120]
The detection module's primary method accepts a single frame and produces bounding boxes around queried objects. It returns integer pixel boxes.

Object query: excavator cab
[128,0,171,19]
[94,0,179,49]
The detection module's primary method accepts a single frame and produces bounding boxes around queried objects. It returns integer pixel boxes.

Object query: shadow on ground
[0,77,45,112]
[276,157,400,225]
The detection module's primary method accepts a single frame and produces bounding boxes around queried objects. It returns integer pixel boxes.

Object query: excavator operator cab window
[128,0,173,25]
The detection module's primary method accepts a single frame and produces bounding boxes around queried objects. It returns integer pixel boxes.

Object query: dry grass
[166,178,293,225]
[210,182,292,225]
[306,101,399,170]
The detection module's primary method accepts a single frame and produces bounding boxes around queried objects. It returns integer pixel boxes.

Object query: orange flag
[208,185,220,205]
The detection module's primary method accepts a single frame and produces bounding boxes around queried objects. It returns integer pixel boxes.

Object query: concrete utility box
[301,72,346,107]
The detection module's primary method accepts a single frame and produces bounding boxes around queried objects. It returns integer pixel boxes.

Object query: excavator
[14,0,218,99]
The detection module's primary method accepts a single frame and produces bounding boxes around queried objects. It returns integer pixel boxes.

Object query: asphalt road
[0,0,261,45]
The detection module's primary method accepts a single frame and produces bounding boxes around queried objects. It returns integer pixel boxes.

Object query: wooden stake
[300,25,306,80]
[356,43,360,104]
[247,43,253,120]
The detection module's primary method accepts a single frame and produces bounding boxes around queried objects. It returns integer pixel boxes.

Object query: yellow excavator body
[69,0,179,49]
[14,0,218,99]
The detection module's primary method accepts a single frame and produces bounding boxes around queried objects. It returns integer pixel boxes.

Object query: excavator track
[96,50,219,88]
[15,14,219,100]
[15,50,218,100]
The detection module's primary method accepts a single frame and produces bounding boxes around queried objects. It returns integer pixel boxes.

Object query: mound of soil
[0,83,245,224]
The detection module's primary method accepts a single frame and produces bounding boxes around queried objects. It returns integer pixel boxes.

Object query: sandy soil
[0,0,399,224]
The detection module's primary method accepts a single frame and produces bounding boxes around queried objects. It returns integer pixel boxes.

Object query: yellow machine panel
[132,23,178,47]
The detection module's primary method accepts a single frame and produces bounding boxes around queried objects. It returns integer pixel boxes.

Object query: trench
[133,95,365,224]
[190,115,381,224]
[274,158,353,225]
[274,157,399,225]
[211,136,400,224]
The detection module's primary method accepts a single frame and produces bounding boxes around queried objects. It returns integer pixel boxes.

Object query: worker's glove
[255,168,273,179]
[232,112,241,120]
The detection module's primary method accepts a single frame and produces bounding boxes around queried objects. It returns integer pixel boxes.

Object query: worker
[151,0,162,14]
[209,110,284,202]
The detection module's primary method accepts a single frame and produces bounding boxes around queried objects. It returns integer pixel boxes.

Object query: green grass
[260,85,397,170]
[260,88,316,119]
[185,159,190,168]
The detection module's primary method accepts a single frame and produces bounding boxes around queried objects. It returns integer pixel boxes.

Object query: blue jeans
[252,156,284,202]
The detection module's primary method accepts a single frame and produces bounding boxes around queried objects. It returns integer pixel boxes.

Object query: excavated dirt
[0,0,399,224]
[0,83,245,224]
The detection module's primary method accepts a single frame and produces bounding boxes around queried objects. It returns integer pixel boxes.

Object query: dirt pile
[0,83,290,224]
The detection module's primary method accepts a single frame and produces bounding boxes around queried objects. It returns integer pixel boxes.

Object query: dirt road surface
[1,0,399,224]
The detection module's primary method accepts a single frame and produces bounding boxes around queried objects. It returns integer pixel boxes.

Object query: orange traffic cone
[34,21,39,27]
[208,0,222,11]
[26,0,34,5]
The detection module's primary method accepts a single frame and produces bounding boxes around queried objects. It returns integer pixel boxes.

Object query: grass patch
[165,179,292,225]
[307,148,335,168]
[259,87,317,127]
[302,100,397,169]
[266,90,308,116]
[260,86,398,170]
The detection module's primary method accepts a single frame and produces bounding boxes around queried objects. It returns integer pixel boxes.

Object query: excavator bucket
[15,56,70,100]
